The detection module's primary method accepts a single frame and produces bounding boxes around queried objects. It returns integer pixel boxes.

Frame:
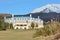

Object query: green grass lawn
[0,30,35,40]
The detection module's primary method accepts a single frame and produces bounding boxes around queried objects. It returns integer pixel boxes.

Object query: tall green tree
[0,17,9,30]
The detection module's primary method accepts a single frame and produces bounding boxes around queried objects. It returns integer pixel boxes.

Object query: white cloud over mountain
[32,4,60,13]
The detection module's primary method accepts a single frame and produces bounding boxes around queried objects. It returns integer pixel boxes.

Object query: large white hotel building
[4,14,43,29]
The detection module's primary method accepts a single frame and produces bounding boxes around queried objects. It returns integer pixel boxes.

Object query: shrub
[0,18,10,30]
[10,24,14,29]
[31,22,35,29]
[0,26,3,31]
[34,21,60,38]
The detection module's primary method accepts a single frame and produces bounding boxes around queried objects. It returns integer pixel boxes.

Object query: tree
[0,17,9,30]
[31,22,35,29]
[10,24,13,29]
[35,23,38,27]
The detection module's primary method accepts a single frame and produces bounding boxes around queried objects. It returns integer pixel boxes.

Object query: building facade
[4,14,43,29]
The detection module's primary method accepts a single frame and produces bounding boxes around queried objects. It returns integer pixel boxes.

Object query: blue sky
[0,0,60,15]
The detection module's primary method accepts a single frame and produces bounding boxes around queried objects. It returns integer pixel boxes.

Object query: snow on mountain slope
[32,4,60,13]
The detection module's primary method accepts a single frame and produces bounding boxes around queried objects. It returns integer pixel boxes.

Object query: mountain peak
[32,4,60,13]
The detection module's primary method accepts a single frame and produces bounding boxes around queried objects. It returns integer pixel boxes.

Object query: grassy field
[0,30,35,40]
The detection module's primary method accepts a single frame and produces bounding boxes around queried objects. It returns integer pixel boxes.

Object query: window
[20,25,23,26]
[16,24,20,26]
[24,25,27,26]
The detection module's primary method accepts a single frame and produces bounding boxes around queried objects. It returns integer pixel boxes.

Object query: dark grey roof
[14,15,29,17]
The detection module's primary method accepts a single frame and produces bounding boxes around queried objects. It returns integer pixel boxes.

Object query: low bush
[34,21,60,38]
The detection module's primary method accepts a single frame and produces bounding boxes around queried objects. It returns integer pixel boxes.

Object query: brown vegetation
[34,21,60,40]
[0,14,12,18]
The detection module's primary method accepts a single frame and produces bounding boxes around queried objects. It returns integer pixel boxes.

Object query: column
[12,14,14,28]
[38,16,40,28]
[30,14,32,28]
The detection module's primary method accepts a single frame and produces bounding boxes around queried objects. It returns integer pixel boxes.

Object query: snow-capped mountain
[32,4,60,13]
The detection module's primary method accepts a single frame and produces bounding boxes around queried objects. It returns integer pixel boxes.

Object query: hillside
[0,14,12,18]
[26,12,60,22]
[27,4,60,22]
